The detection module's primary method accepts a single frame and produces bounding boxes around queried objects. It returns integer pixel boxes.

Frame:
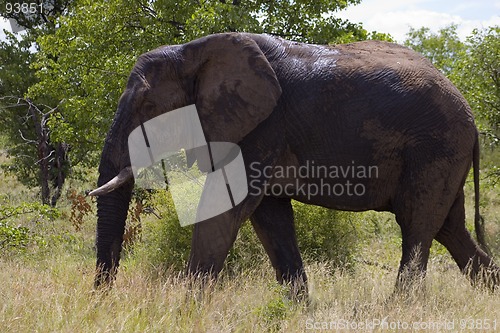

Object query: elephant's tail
[473,135,491,255]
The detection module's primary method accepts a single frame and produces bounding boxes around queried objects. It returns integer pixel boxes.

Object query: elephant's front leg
[187,206,247,279]
[250,196,308,299]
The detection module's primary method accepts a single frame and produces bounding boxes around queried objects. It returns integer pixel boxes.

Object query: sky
[336,0,500,42]
[1,0,499,42]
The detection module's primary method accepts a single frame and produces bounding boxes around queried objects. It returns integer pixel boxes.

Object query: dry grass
[1,242,498,332]
[0,149,499,332]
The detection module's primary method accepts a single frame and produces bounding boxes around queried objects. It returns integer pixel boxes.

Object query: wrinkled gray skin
[90,33,499,294]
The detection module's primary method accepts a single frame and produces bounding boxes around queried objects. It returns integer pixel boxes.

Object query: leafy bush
[0,202,60,222]
[0,221,30,249]
[136,191,192,271]
[0,202,59,251]
[225,220,266,274]
[137,192,364,273]
[293,201,363,270]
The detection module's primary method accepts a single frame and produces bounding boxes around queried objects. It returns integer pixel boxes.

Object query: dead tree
[2,97,69,206]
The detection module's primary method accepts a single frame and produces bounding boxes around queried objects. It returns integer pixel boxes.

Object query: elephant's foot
[287,275,309,303]
[94,262,118,290]
[464,259,500,291]
[276,269,309,302]
[394,268,427,297]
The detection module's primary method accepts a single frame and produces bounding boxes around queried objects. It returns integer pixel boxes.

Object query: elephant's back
[332,40,433,71]
[280,38,477,177]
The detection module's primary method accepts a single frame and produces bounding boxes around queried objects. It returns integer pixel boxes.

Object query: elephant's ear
[183,33,282,144]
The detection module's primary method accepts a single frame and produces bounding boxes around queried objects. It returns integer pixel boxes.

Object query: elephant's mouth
[87,166,134,197]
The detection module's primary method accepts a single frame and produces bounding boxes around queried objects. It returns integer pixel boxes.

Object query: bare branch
[35,149,55,165]
[18,129,37,145]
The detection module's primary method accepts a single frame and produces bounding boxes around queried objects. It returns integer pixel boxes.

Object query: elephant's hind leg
[392,168,453,291]
[435,190,500,288]
[394,215,439,292]
[250,196,307,298]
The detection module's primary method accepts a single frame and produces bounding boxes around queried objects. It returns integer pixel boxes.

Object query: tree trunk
[28,101,51,205]
[50,142,69,206]
[26,99,69,206]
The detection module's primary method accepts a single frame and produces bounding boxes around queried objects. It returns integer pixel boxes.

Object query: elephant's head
[89,33,282,288]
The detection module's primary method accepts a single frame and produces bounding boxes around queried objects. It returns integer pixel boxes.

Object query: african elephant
[89,32,499,293]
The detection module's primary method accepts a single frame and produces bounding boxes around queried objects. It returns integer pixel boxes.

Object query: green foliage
[403,25,500,138]
[0,221,30,249]
[26,0,372,170]
[135,189,264,272]
[136,190,192,271]
[0,32,37,97]
[404,25,465,75]
[293,201,361,269]
[0,201,61,221]
[0,0,70,31]
[137,191,363,272]
[0,201,59,251]
[0,0,69,192]
[225,220,266,273]
[0,32,40,187]
[254,286,291,332]
[366,31,394,42]
[451,27,500,144]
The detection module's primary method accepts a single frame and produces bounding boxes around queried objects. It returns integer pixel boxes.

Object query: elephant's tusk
[87,166,134,196]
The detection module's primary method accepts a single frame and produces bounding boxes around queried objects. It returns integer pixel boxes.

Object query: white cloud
[372,10,465,40]
[336,0,500,42]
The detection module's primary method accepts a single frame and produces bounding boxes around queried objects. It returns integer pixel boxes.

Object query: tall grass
[0,147,499,332]
[1,251,499,332]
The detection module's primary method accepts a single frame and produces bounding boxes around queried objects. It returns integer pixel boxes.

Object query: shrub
[136,191,364,274]
[136,190,265,273]
[0,202,58,251]
[0,221,30,249]
[135,191,192,272]
[292,201,363,270]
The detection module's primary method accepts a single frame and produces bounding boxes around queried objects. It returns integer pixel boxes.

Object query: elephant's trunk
[94,186,132,288]
[93,123,134,288]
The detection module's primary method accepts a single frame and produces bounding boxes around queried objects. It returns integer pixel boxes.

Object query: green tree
[0,0,72,31]
[0,1,73,205]
[26,0,379,170]
[454,27,500,182]
[1,0,392,202]
[404,25,500,136]
[404,25,500,179]
[404,24,465,75]
[451,27,500,145]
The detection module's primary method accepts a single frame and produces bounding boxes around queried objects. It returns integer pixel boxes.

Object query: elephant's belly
[263,153,399,212]
[267,175,392,211]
